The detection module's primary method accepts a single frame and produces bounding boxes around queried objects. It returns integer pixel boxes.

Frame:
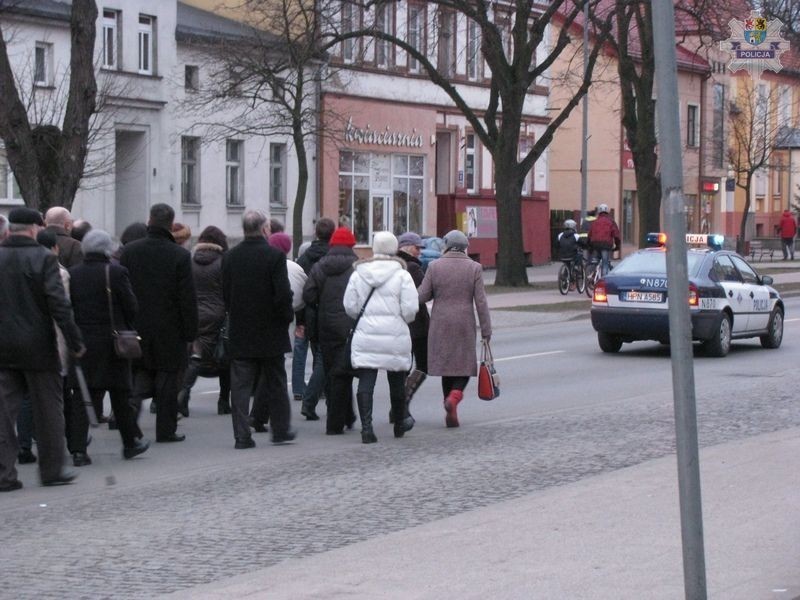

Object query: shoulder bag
[212,314,229,366]
[345,286,376,372]
[477,339,500,401]
[106,265,142,360]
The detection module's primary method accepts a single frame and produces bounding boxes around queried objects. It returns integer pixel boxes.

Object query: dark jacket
[46,225,84,268]
[0,236,83,371]
[223,236,294,359]
[303,246,358,345]
[397,249,430,340]
[192,242,226,360]
[67,255,138,390]
[120,226,198,371]
[296,239,329,275]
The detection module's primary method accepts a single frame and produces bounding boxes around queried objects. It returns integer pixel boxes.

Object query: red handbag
[477,340,500,401]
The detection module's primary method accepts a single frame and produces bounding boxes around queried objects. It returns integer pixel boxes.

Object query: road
[2,298,799,599]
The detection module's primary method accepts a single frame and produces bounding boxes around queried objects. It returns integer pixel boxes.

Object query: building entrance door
[114,130,148,236]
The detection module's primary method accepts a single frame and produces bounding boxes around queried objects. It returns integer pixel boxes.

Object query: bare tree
[0,0,98,212]
[181,0,338,257]
[325,0,612,286]
[760,0,800,48]
[727,79,793,251]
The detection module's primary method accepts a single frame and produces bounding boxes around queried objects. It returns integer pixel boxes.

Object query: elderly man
[44,206,84,268]
[121,204,198,443]
[223,211,295,449]
[0,208,85,491]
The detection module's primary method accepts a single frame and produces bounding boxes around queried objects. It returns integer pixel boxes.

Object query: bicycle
[558,255,586,295]
[584,257,601,297]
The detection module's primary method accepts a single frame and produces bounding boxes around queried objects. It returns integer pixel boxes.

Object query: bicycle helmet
[597,203,610,214]
[563,219,577,230]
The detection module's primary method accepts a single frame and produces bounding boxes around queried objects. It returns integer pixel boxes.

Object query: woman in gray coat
[417,230,492,428]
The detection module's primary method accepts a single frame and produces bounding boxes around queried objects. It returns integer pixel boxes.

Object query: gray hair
[82,229,116,257]
[242,210,268,237]
[0,214,7,238]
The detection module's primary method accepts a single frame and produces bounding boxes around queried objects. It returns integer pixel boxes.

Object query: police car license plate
[623,291,663,303]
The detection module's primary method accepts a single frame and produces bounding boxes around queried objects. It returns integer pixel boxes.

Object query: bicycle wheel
[558,263,570,295]
[585,263,597,297]
[575,263,586,294]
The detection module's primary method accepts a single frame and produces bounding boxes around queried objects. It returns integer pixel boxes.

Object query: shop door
[435,132,452,195]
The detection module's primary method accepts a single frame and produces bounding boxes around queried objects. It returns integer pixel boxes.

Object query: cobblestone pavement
[1,365,797,599]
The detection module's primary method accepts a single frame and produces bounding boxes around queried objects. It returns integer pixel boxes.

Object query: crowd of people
[0,203,492,492]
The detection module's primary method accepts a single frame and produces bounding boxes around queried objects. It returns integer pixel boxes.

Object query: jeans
[301,342,325,410]
[16,393,33,450]
[291,332,308,399]
[781,237,795,260]
[599,248,612,276]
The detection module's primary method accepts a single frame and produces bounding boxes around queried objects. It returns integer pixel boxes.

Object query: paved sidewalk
[168,427,800,599]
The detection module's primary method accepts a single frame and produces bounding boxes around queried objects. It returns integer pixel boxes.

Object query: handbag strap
[481,339,494,364]
[105,265,118,334]
[351,287,376,333]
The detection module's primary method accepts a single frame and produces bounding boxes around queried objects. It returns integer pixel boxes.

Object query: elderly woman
[344,231,418,443]
[67,230,149,463]
[418,230,492,428]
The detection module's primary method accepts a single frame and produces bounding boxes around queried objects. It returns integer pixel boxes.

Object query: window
[436,9,455,77]
[464,133,477,193]
[0,154,22,204]
[467,19,480,80]
[622,190,635,244]
[339,151,370,243]
[755,168,767,197]
[375,3,393,68]
[712,83,726,168]
[341,2,357,63]
[102,9,119,69]
[392,154,424,235]
[407,4,424,73]
[269,143,286,207]
[34,42,53,86]
[138,14,154,75]
[778,85,791,125]
[225,140,244,206]
[772,158,783,196]
[519,136,534,195]
[686,104,699,147]
[184,65,199,91]
[181,137,200,206]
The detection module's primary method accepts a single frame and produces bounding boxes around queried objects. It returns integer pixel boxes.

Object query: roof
[176,2,278,45]
[0,0,71,22]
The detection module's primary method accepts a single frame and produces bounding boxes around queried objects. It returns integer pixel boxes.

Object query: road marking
[495,350,565,363]
[785,318,800,323]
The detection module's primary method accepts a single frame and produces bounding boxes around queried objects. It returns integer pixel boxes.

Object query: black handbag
[213,314,229,365]
[345,287,376,371]
[106,265,142,360]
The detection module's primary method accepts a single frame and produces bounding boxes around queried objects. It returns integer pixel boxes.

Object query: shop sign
[344,117,424,148]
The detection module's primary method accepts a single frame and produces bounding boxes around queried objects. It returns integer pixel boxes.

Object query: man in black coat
[293,217,334,419]
[223,211,295,449]
[0,208,85,490]
[44,206,84,268]
[120,204,198,442]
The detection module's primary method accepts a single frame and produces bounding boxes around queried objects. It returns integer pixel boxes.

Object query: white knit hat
[372,231,398,256]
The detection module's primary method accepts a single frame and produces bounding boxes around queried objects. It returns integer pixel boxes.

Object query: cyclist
[557,219,583,289]
[587,203,620,276]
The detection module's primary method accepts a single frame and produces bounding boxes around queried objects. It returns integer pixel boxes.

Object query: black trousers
[230,356,291,441]
[411,336,428,373]
[0,369,66,485]
[320,342,354,433]
[67,388,142,452]
[131,369,180,439]
[442,376,469,397]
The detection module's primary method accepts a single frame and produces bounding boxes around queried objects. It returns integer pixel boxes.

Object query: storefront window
[339,150,424,243]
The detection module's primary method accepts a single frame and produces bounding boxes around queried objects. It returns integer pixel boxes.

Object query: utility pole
[650,1,708,598]
[580,0,589,222]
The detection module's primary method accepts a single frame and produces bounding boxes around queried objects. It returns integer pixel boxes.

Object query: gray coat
[418,251,491,377]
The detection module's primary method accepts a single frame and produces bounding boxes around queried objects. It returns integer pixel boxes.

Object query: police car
[590,233,784,357]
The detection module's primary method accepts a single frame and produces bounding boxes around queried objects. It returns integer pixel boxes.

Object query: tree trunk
[292,124,309,259]
[493,146,528,287]
[737,174,753,254]
[634,152,661,246]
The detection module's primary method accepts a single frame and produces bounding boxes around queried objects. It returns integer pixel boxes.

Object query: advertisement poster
[465,206,497,239]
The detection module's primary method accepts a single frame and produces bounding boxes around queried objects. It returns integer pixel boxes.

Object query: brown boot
[444,389,463,428]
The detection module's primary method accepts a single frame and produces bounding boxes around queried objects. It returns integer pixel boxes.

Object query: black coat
[296,239,329,275]
[46,225,84,269]
[67,255,138,391]
[0,236,83,371]
[222,236,294,359]
[397,250,430,340]
[303,246,358,345]
[120,226,198,371]
[192,243,226,360]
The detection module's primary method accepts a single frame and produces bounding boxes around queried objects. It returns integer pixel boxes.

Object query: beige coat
[418,251,491,377]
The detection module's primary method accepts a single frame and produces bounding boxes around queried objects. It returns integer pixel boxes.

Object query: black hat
[8,207,44,226]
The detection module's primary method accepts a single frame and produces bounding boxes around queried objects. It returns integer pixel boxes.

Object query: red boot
[444,389,463,428]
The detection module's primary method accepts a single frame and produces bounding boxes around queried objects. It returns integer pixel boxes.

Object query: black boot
[356,392,377,444]
[217,396,231,415]
[389,374,407,438]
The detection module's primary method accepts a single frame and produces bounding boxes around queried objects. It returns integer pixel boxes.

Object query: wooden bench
[749,240,775,262]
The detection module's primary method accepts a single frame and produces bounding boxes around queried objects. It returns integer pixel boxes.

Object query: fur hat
[330,227,356,247]
[171,222,192,245]
[268,232,292,255]
[372,231,398,256]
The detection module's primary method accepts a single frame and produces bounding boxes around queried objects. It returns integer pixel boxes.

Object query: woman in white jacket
[344,231,418,443]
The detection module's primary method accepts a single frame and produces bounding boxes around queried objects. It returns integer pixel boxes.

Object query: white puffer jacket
[343,256,419,371]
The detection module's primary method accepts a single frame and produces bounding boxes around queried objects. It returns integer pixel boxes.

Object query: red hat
[330,226,356,247]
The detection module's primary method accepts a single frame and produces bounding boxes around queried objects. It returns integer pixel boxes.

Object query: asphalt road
[2,298,799,599]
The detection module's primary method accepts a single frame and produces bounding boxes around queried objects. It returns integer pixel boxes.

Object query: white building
[0,0,316,239]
